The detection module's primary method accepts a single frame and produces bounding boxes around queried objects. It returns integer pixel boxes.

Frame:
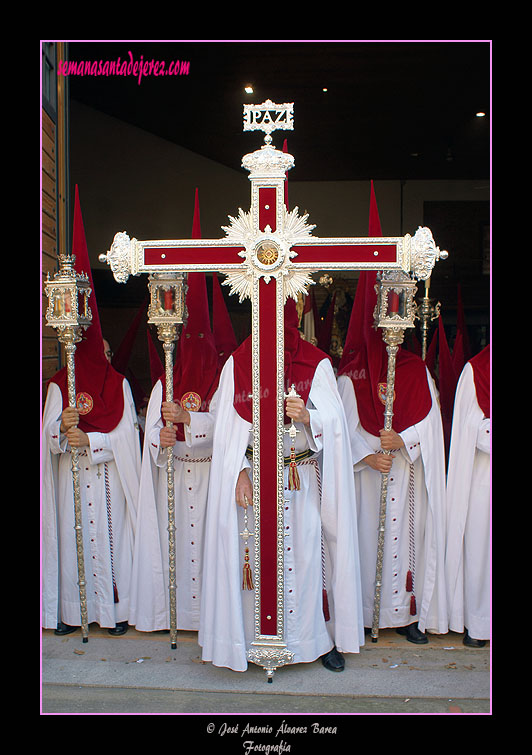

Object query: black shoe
[463,630,486,648]
[396,622,428,645]
[108,621,128,636]
[54,622,77,636]
[321,646,345,672]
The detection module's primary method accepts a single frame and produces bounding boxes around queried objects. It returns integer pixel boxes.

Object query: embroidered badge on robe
[377,382,396,406]
[181,391,202,411]
[76,392,93,414]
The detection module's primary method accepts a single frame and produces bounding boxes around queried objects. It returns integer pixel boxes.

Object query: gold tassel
[242,547,254,590]
[288,451,300,490]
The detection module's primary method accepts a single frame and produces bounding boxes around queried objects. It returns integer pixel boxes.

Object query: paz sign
[100,100,447,678]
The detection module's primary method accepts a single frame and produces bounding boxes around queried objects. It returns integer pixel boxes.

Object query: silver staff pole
[147,273,187,649]
[45,254,92,642]
[417,276,441,361]
[371,271,417,642]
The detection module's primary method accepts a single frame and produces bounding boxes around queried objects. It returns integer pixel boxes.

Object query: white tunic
[338,369,448,634]
[199,357,364,672]
[445,362,490,640]
[129,380,215,631]
[42,380,141,629]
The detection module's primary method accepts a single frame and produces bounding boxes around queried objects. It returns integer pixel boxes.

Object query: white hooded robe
[445,362,490,640]
[337,368,448,634]
[199,356,364,672]
[129,379,216,631]
[42,379,141,629]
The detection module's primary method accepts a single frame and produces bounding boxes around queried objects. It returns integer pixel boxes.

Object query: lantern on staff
[147,272,187,649]
[370,270,418,643]
[374,269,418,332]
[45,253,92,334]
[44,252,93,642]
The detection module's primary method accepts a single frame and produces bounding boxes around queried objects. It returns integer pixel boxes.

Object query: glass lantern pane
[53,289,72,317]
[163,287,175,312]
[387,289,399,315]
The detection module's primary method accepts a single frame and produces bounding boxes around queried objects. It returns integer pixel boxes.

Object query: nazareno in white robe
[129,379,216,632]
[445,362,490,640]
[198,356,364,672]
[42,379,141,629]
[337,368,448,634]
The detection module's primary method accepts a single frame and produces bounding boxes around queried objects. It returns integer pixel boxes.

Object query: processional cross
[100,99,447,679]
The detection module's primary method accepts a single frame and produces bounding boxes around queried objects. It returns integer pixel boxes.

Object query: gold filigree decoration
[221,206,317,303]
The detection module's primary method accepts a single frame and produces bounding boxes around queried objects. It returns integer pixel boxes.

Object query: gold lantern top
[374,270,418,331]
[44,253,92,332]
[147,272,188,328]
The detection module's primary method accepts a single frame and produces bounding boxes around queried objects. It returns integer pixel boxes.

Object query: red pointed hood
[49,185,125,433]
[456,283,471,364]
[338,182,432,435]
[147,326,164,387]
[436,315,458,454]
[110,297,149,411]
[469,343,490,418]
[161,189,220,433]
[317,291,336,354]
[451,328,465,375]
[212,272,238,367]
[111,297,147,375]
[425,325,438,380]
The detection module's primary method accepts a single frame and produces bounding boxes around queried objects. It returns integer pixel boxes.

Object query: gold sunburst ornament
[221,206,317,302]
